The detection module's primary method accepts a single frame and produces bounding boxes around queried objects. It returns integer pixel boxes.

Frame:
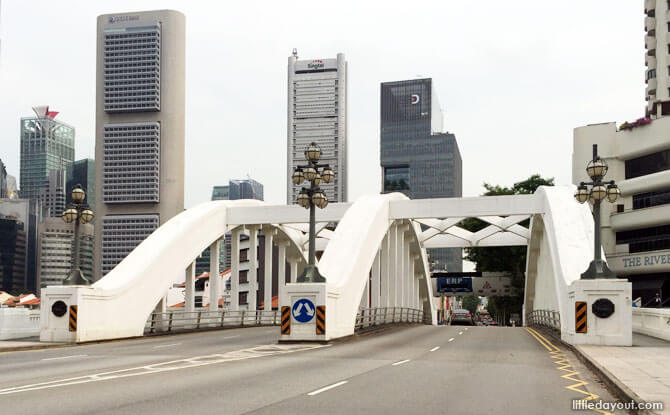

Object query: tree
[462,174,554,325]
[461,294,480,314]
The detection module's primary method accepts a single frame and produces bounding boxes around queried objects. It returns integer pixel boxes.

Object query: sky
[0,0,643,208]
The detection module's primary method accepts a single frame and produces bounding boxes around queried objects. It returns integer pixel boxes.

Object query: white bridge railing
[355,307,429,331]
[632,308,670,341]
[525,309,561,332]
[144,310,280,335]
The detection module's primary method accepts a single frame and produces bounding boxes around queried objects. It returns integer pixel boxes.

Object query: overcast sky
[0,0,642,207]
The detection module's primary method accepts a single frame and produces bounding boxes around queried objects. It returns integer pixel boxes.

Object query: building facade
[39,169,66,218]
[94,10,185,278]
[66,159,95,211]
[287,51,347,204]
[572,0,670,306]
[380,78,463,272]
[229,178,263,201]
[0,158,7,199]
[0,198,40,293]
[211,185,229,201]
[37,217,93,291]
[0,216,26,294]
[19,107,74,201]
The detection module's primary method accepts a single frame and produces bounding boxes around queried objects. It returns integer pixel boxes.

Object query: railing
[355,307,429,331]
[144,310,279,335]
[525,309,561,332]
[632,307,670,341]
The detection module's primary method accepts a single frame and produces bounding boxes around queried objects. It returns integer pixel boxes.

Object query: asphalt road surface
[0,325,624,414]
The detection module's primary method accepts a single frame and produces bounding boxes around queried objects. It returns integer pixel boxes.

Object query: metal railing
[525,309,561,332]
[144,310,279,335]
[355,307,429,331]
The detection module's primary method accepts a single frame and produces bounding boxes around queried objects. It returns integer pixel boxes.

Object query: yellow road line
[524,327,613,415]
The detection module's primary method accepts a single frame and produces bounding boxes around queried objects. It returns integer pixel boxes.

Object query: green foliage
[461,294,480,314]
[462,174,554,325]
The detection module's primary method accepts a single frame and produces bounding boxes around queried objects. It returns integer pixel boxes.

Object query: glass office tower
[66,159,95,211]
[380,78,463,272]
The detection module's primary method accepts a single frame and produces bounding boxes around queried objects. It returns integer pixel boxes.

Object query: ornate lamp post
[574,144,621,279]
[292,142,334,283]
[61,184,94,285]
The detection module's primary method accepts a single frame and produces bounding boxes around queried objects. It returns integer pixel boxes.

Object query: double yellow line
[525,327,613,415]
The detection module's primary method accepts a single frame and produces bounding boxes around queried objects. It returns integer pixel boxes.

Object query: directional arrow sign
[292,298,316,323]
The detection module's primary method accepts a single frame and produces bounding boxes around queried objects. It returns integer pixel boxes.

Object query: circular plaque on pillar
[52,300,67,317]
[592,298,615,318]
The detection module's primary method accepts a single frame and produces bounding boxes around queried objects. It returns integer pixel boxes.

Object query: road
[0,325,624,414]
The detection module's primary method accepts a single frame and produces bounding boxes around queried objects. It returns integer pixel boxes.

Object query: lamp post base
[63,268,91,286]
[297,264,326,283]
[581,259,616,279]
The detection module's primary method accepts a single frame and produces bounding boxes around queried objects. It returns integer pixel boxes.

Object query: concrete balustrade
[633,308,670,341]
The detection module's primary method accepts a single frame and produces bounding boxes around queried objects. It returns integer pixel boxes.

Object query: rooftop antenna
[292,48,298,58]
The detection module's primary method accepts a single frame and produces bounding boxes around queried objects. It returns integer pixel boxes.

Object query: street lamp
[61,184,94,285]
[292,142,334,283]
[574,144,619,279]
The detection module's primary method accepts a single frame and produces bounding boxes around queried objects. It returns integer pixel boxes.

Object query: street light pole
[574,144,620,279]
[292,142,335,283]
[62,184,94,285]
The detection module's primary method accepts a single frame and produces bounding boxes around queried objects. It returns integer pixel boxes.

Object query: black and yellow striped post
[316,306,325,335]
[69,305,78,332]
[575,301,587,333]
[281,306,290,335]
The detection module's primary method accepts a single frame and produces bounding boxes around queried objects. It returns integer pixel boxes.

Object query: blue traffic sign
[292,298,316,323]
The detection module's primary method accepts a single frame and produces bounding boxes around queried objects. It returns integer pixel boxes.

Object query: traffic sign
[292,298,316,323]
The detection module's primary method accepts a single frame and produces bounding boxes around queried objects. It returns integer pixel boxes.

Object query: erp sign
[436,277,473,294]
[292,298,316,323]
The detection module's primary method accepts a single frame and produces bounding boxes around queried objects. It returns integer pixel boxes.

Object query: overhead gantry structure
[40,186,597,344]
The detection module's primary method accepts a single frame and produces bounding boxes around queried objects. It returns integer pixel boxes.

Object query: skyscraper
[211,185,229,201]
[646,0,670,118]
[287,51,347,204]
[229,178,263,201]
[380,78,463,272]
[39,169,66,218]
[0,158,7,198]
[66,158,95,211]
[19,106,74,201]
[94,10,185,277]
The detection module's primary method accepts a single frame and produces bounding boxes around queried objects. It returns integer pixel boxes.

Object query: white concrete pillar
[263,228,275,311]
[209,239,221,311]
[380,233,389,307]
[231,228,240,310]
[388,225,397,308]
[360,278,369,309]
[248,226,259,311]
[185,261,195,313]
[409,257,415,308]
[278,241,287,285]
[395,226,406,307]
[289,256,299,283]
[403,237,410,307]
[371,249,381,308]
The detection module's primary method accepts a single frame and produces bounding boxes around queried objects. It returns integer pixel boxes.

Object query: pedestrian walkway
[577,334,670,415]
[0,337,64,353]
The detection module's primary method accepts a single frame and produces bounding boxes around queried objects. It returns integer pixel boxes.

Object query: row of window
[633,188,670,209]
[625,149,670,179]
[616,224,670,253]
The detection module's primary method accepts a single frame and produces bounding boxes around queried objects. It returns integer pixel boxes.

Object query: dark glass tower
[66,159,95,212]
[380,78,463,272]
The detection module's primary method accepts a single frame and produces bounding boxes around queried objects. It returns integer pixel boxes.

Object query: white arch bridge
[40,186,629,345]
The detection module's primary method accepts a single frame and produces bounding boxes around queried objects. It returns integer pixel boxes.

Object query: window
[633,188,670,209]
[383,165,410,193]
[239,248,249,262]
[617,204,625,213]
[616,224,670,253]
[239,292,248,305]
[625,150,670,179]
[647,69,657,81]
[239,270,248,284]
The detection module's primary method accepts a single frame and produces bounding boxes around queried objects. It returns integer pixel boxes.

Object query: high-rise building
[572,0,670,306]
[0,158,7,198]
[6,175,17,199]
[380,78,463,272]
[287,51,347,204]
[0,198,41,293]
[229,178,263,201]
[39,169,66,218]
[19,106,74,201]
[211,185,229,201]
[66,159,95,211]
[94,10,185,278]
[645,0,670,118]
[0,216,26,294]
[37,217,94,291]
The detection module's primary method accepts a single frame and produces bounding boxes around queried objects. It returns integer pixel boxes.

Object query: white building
[37,217,93,291]
[287,51,347,204]
[94,10,185,278]
[573,0,670,306]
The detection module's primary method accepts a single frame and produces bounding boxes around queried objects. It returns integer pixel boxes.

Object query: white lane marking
[222,335,240,339]
[2,344,328,395]
[392,359,410,366]
[307,380,348,396]
[429,347,440,352]
[41,355,87,362]
[459,331,463,335]
[153,343,181,349]
[449,338,455,342]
